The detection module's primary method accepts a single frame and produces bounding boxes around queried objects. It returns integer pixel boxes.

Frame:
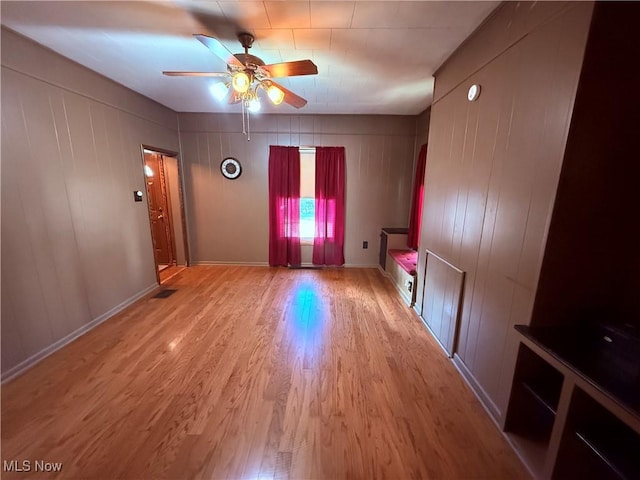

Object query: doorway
[142,147,189,283]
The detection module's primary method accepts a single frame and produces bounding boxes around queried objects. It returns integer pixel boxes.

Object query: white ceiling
[0,1,499,115]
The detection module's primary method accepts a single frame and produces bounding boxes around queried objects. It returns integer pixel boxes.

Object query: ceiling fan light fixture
[267,85,285,105]
[165,33,316,138]
[247,97,261,113]
[210,82,228,102]
[232,72,250,93]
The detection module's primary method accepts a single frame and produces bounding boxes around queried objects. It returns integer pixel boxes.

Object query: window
[300,198,314,239]
[299,149,316,244]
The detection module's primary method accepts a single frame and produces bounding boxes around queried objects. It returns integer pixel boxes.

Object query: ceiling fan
[163,33,318,110]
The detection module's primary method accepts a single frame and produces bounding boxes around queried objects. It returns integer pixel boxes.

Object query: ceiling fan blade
[262,60,318,78]
[189,10,246,42]
[270,81,308,109]
[194,34,244,68]
[163,71,229,77]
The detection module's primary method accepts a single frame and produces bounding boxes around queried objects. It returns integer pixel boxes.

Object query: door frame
[140,145,190,283]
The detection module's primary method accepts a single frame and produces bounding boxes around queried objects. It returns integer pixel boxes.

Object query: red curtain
[268,146,301,266]
[313,147,345,266]
[407,143,427,250]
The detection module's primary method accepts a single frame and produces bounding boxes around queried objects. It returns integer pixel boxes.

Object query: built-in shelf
[514,324,640,417]
[575,423,640,480]
[504,342,564,474]
[510,326,640,479]
[574,432,626,480]
[507,432,547,480]
[552,386,640,480]
[521,379,559,416]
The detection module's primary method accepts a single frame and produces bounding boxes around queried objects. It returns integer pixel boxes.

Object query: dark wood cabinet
[504,4,640,478]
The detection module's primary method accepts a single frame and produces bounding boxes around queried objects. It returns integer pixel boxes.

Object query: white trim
[424,248,464,273]
[451,354,536,478]
[388,273,413,306]
[1,283,159,384]
[381,256,416,307]
[452,353,501,420]
[184,261,380,268]
[419,315,453,357]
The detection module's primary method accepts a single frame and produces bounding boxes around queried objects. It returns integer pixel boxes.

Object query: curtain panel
[407,143,427,250]
[268,146,301,266]
[313,146,345,266]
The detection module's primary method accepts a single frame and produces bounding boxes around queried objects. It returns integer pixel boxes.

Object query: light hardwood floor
[1,266,529,479]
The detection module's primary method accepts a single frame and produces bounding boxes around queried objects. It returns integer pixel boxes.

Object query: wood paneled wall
[415,3,594,421]
[531,2,640,328]
[178,113,417,266]
[1,28,180,378]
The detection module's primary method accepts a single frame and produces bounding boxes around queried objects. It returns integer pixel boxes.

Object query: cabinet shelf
[521,379,559,416]
[553,387,640,480]
[573,417,640,480]
[574,431,626,480]
[505,343,565,477]
[506,432,547,480]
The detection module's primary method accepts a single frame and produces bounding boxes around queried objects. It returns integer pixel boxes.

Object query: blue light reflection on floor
[288,281,325,356]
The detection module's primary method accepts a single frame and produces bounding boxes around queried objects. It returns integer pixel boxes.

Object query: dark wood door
[144,153,174,266]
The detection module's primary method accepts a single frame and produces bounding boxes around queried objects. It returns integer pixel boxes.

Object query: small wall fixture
[468,84,481,102]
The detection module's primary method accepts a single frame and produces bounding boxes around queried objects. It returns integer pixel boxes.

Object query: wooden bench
[385,249,418,307]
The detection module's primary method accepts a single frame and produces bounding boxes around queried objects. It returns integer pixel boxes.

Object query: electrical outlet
[363,241,368,249]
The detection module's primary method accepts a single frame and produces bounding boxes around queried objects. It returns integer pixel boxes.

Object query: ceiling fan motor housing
[238,32,254,51]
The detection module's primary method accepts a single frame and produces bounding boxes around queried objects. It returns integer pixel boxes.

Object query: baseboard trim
[192,261,270,266]
[191,261,379,268]
[1,283,159,384]
[379,265,415,308]
[452,355,535,478]
[418,315,452,357]
[392,278,413,306]
[452,353,501,421]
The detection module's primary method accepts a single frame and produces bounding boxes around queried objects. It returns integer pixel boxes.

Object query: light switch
[134,190,143,202]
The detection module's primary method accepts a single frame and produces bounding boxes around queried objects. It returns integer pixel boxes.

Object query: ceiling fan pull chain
[241,101,246,136]
[246,107,251,141]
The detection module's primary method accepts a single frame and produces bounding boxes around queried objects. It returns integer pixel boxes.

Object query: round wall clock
[220,157,242,179]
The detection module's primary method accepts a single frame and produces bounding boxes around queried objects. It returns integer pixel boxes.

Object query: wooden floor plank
[1,266,529,479]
